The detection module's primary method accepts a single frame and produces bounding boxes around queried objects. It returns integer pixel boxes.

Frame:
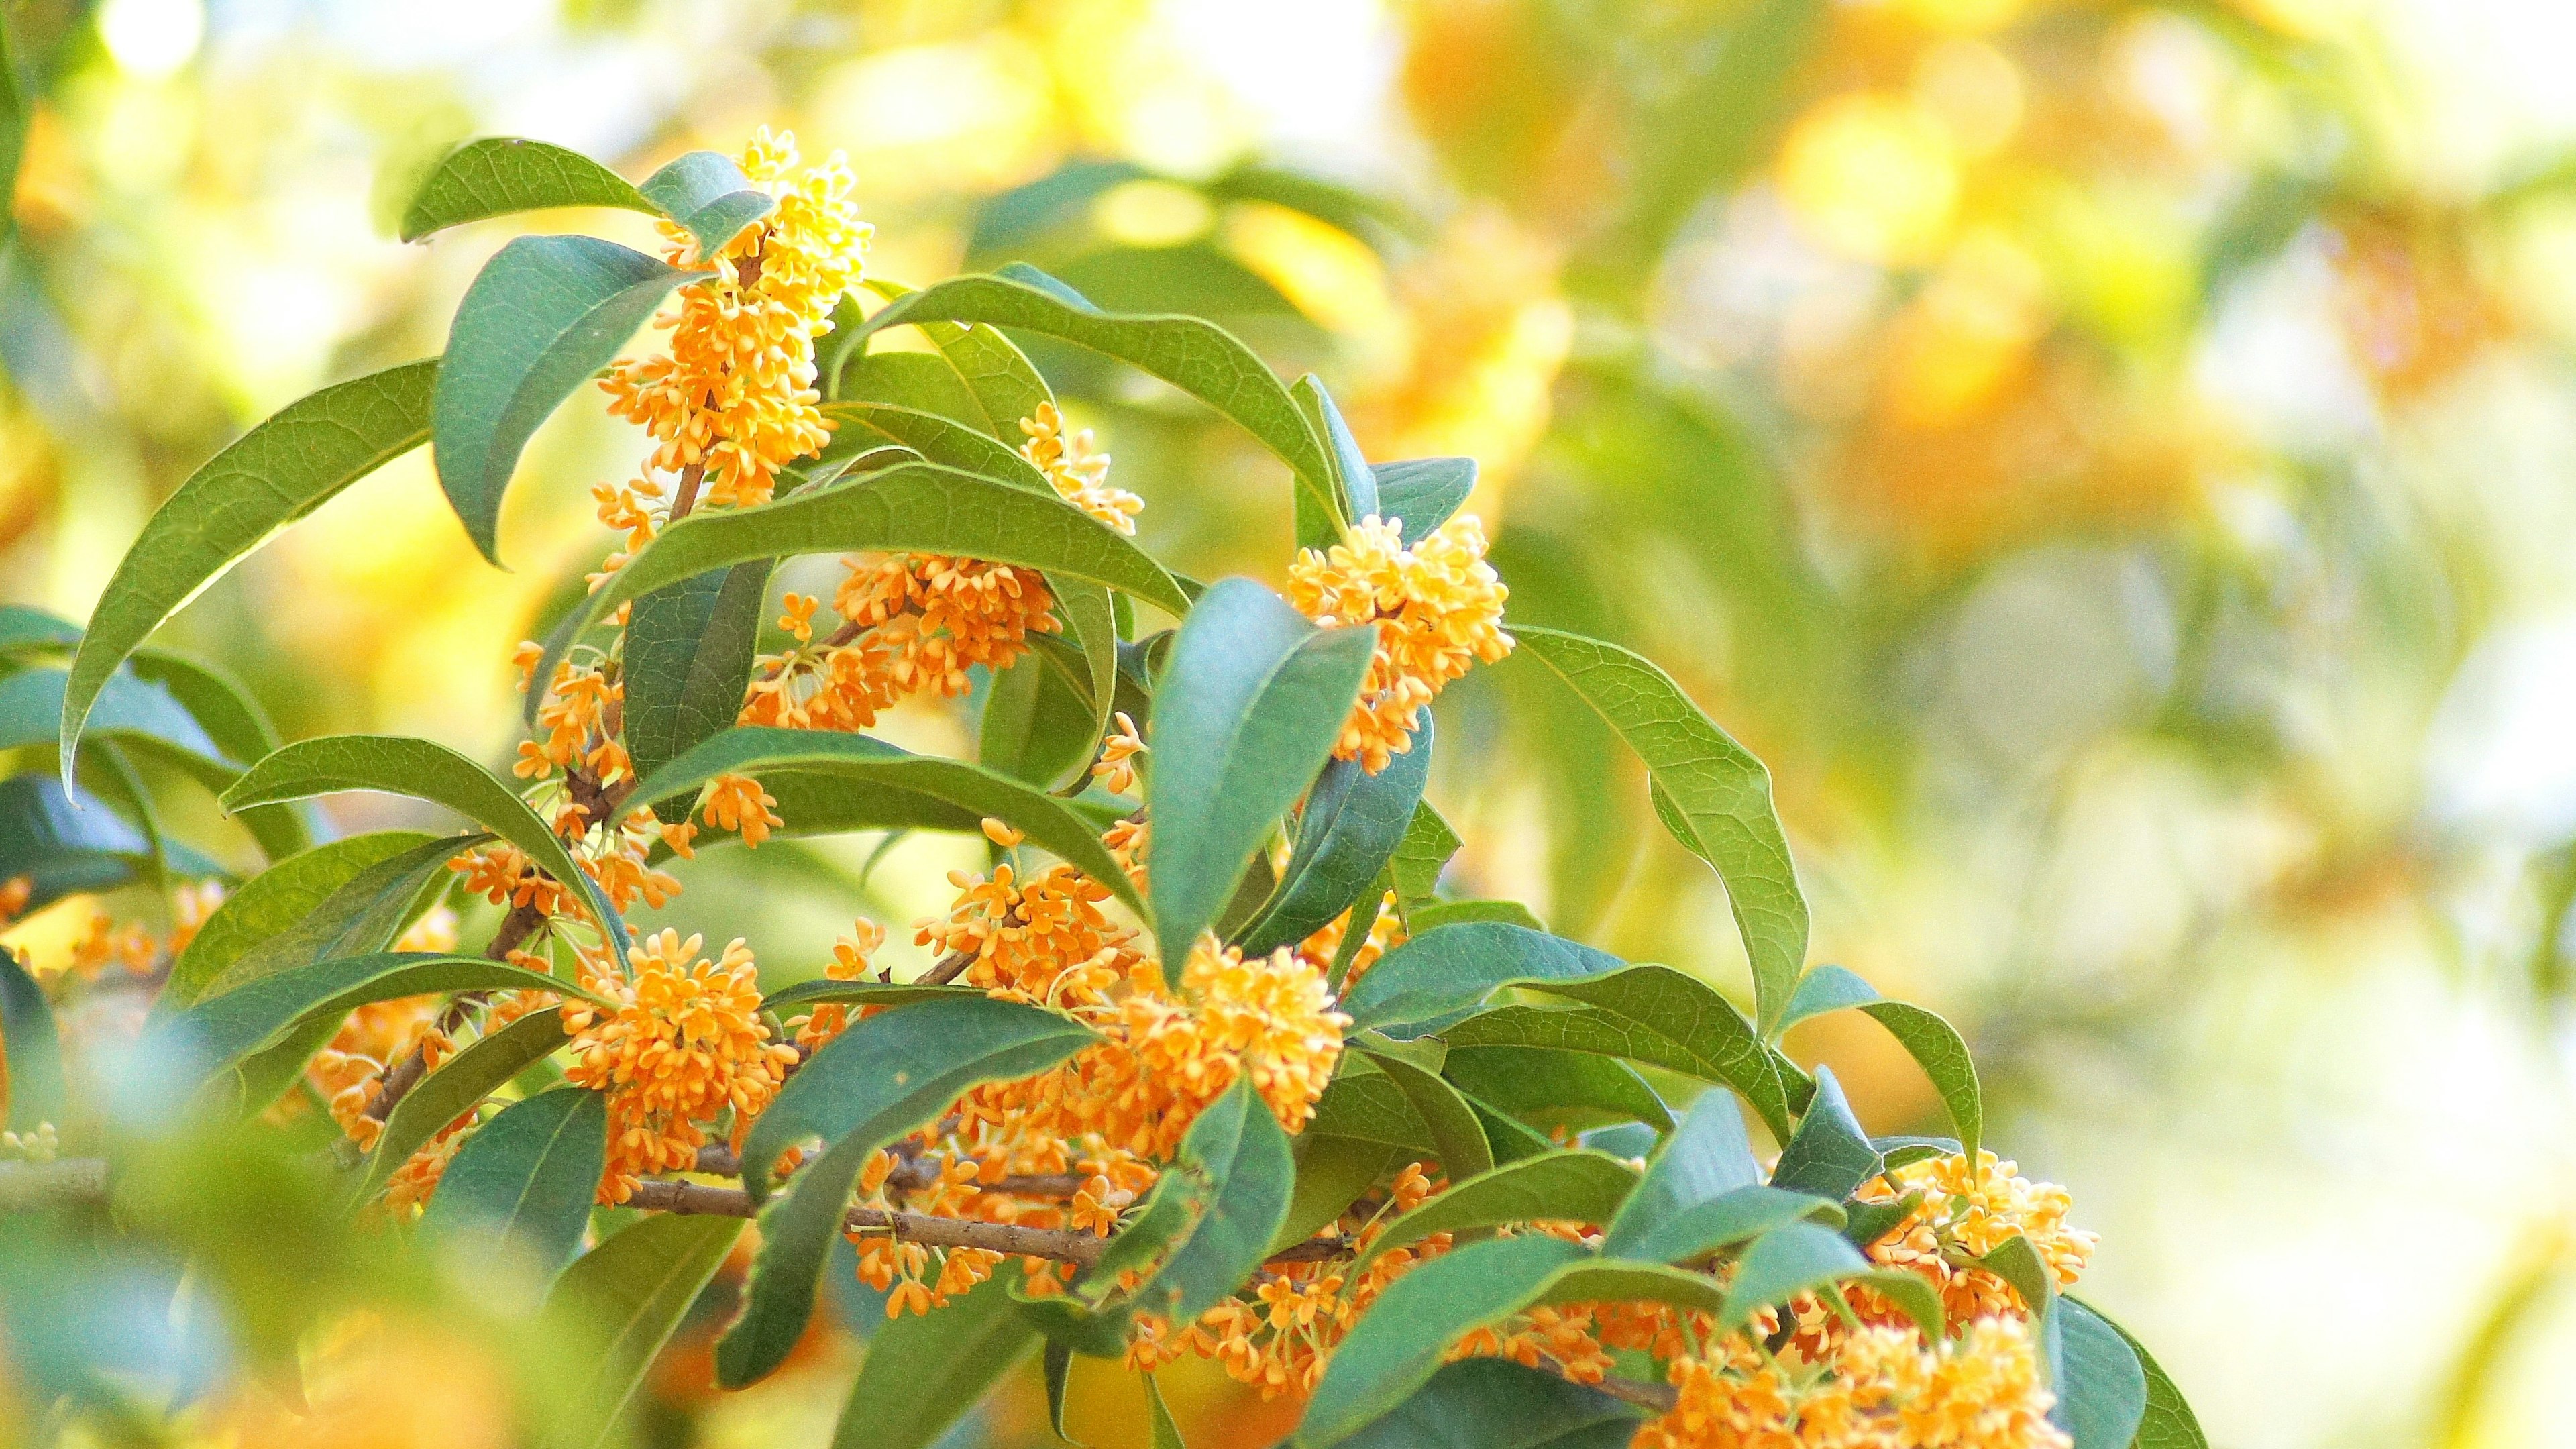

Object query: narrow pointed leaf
[195,831,486,1002]
[1511,625,1806,1036]
[831,1273,1040,1449]
[622,560,773,822]
[637,150,775,258]
[629,725,1142,917]
[826,400,1050,490]
[165,830,444,1009]
[353,1006,568,1210]
[1372,458,1477,547]
[1271,1134,1398,1253]
[1768,1065,1880,1201]
[7,667,229,781]
[166,953,580,1082]
[1340,921,1624,1038]
[219,733,628,960]
[1236,716,1432,957]
[1356,1045,1491,1181]
[124,650,314,859]
[433,235,706,563]
[1389,802,1461,915]
[1602,1087,1762,1260]
[0,775,148,911]
[860,278,1053,439]
[1721,1223,1941,1340]
[1358,1151,1640,1269]
[1128,1077,1296,1322]
[400,136,653,241]
[1616,1185,1844,1266]
[1149,579,1374,966]
[421,1087,607,1276]
[61,360,438,778]
[543,1214,744,1449]
[851,270,1338,529]
[1442,1047,1673,1133]
[1144,1372,1189,1449]
[1776,966,1983,1159]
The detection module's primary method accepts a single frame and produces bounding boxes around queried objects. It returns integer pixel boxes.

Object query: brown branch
[688,1145,1081,1202]
[363,902,549,1126]
[1585,1373,1679,1414]
[669,461,708,522]
[625,1178,1112,1267]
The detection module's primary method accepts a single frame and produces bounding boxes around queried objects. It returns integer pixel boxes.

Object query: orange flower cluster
[1849,1150,2098,1324]
[789,918,886,1054]
[1020,402,1145,534]
[0,875,29,925]
[563,930,798,1204]
[310,998,451,1151]
[1286,514,1513,772]
[598,127,870,513]
[1640,1316,2068,1449]
[1295,888,1407,985]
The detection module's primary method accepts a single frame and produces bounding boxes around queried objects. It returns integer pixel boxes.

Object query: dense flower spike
[1638,1316,2070,1449]
[1287,514,1514,772]
[562,930,798,1203]
[1851,1150,2098,1323]
[599,128,871,511]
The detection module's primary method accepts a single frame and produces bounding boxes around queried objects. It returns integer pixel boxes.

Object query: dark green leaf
[0,948,66,1132]
[1271,1134,1397,1253]
[219,733,627,960]
[61,360,439,780]
[543,1213,743,1449]
[1235,716,1432,957]
[1148,578,1373,969]
[433,236,705,563]
[536,462,1191,706]
[1305,1057,1434,1152]
[195,831,484,1002]
[1442,1046,1672,1134]
[622,561,773,822]
[830,1273,1039,1449]
[1442,965,1792,1142]
[1051,581,1122,793]
[982,645,1099,790]
[2076,1297,2206,1449]
[1768,1065,1879,1201]
[421,1087,606,1276]
[399,137,653,242]
[1371,458,1477,547]
[352,1006,568,1210]
[1389,802,1460,916]
[164,830,440,1009]
[1511,626,1806,1036]
[1332,1358,1640,1449]
[167,952,578,1083]
[719,998,1093,1387]
[637,150,775,258]
[1044,1340,1081,1443]
[1615,1185,1843,1267]
[0,775,146,912]
[1601,1087,1761,1260]
[1780,967,1983,1158]
[1721,1223,1940,1340]
[1340,922,1623,1037]
[852,270,1339,531]
[826,400,1051,490]
[1119,1075,1296,1323]
[1356,1044,1491,1181]
[629,725,1142,917]
[2053,1298,2149,1449]
[1358,1151,1639,1269]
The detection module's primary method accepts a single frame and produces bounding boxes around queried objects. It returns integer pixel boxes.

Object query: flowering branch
[363,900,549,1126]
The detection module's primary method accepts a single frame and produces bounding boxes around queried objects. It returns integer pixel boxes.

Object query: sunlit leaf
[191,832,484,1004]
[826,400,1051,490]
[1148,579,1374,969]
[859,278,1053,440]
[432,236,705,563]
[164,830,443,1009]
[1358,1151,1640,1269]
[421,1087,606,1277]
[1511,626,1806,1036]
[1340,921,1625,1038]
[637,150,775,258]
[60,360,438,780]
[1235,716,1432,957]
[400,136,654,241]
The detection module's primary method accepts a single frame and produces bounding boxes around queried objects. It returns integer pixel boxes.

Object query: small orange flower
[1286,513,1513,773]
[700,773,784,848]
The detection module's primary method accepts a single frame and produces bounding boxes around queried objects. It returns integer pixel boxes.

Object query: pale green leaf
[400,137,653,242]
[543,1213,743,1449]
[352,1006,568,1210]
[637,150,775,259]
[421,1087,607,1276]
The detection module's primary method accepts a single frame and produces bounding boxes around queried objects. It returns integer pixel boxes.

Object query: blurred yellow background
[11,0,2576,1444]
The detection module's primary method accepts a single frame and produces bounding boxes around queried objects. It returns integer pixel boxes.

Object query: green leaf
[1388,802,1461,916]
[165,830,439,1009]
[125,650,314,860]
[1442,1047,1672,1134]
[0,604,79,656]
[421,1087,606,1276]
[858,278,1053,440]
[637,150,776,258]
[1721,1223,1941,1340]
[1442,965,1792,1142]
[61,360,439,780]
[1768,1065,1880,1202]
[622,560,773,822]
[758,979,989,1014]
[1271,1134,1398,1253]
[1305,1057,1435,1152]
[432,235,706,564]
[1127,1075,1296,1322]
[1357,1151,1640,1269]
[1340,922,1625,1038]
[982,645,1099,792]
[1371,458,1477,547]
[1291,376,1367,550]
[834,350,987,420]
[830,1273,1040,1449]
[0,775,147,911]
[2077,1298,2207,1449]
[1332,1358,1640,1449]
[1511,626,1807,1036]
[1356,1044,1491,1182]
[1778,965,1984,1159]
[219,733,628,961]
[352,1007,568,1210]
[1144,1372,1188,1449]
[166,952,578,1084]
[1148,579,1374,969]
[826,400,1051,491]
[2053,1299,2149,1449]
[1406,900,1546,932]
[193,831,484,1004]
[1295,1233,1593,1447]
[543,1213,743,1449]
[1601,1087,1761,1260]
[629,725,1143,918]
[6,667,228,777]
[0,948,66,1132]
[852,270,1339,531]
[1235,716,1432,957]
[0,11,23,256]
[719,998,1094,1387]
[1052,582,1122,794]
[399,137,654,242]
[1620,1185,1845,1267]
[535,462,1191,704]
